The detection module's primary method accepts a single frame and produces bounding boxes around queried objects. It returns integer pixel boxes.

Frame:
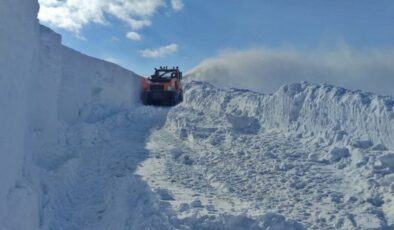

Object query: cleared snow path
[38,107,178,230]
[138,81,394,229]
[37,106,296,230]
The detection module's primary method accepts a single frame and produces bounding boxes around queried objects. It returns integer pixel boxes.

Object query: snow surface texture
[37,107,304,230]
[0,1,139,228]
[138,81,394,229]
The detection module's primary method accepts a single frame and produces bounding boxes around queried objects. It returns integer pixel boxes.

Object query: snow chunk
[226,115,260,134]
[259,213,305,230]
[329,147,350,162]
[354,213,388,229]
[372,144,389,151]
[366,195,384,207]
[378,153,394,172]
[183,155,194,165]
[178,203,190,212]
[190,199,203,208]
[351,139,374,149]
[156,189,174,201]
[308,153,320,162]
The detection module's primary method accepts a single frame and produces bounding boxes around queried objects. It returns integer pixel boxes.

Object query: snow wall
[173,81,394,149]
[0,0,41,228]
[0,1,140,228]
[60,44,140,123]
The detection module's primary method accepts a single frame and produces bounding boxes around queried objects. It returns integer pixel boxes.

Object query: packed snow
[35,106,305,230]
[1,0,394,229]
[138,81,394,229]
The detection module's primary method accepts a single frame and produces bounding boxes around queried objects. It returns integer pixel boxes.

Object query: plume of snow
[188,45,394,96]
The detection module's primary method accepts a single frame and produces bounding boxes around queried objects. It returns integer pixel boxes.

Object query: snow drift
[177,81,394,149]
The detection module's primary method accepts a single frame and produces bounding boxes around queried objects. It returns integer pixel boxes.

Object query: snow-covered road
[38,105,305,229]
[35,81,394,229]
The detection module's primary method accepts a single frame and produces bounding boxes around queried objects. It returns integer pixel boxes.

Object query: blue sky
[38,0,394,76]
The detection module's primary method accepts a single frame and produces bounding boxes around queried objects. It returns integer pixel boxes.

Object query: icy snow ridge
[138,81,394,229]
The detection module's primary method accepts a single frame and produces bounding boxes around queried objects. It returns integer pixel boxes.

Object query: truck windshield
[154,71,176,78]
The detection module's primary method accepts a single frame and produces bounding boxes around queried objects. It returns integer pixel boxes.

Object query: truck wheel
[171,93,178,106]
[141,93,147,105]
[179,93,183,102]
[143,92,152,105]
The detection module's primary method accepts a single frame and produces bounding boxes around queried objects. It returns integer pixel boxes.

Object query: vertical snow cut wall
[0,1,141,229]
[0,0,41,228]
[60,45,140,123]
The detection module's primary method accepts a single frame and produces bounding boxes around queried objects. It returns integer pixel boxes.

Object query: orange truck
[141,67,183,106]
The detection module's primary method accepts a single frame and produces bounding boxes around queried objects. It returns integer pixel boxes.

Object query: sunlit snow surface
[14,80,394,229]
[1,0,394,226]
[137,81,394,229]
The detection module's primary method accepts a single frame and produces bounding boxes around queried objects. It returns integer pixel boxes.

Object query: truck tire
[143,92,154,105]
[170,93,178,106]
[179,92,183,102]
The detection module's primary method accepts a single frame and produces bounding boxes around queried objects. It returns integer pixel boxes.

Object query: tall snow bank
[0,2,140,228]
[26,25,63,153]
[60,46,140,123]
[0,0,41,228]
[178,81,394,149]
[34,25,140,125]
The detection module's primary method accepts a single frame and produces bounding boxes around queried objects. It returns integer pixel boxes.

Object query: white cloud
[38,0,167,33]
[188,45,394,96]
[140,43,178,58]
[125,19,151,30]
[171,0,184,11]
[126,31,142,41]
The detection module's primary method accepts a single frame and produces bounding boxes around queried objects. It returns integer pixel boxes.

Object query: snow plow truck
[141,66,183,106]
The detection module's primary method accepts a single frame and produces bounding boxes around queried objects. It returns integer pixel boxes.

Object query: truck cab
[141,67,183,106]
